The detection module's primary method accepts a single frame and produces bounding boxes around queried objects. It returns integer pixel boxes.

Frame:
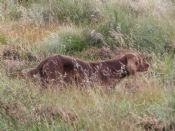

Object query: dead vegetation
[131,113,175,131]
[0,99,79,125]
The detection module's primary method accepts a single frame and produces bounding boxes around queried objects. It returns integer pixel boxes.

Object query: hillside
[0,0,175,130]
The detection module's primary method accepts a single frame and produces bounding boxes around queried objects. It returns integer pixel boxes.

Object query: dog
[22,52,149,87]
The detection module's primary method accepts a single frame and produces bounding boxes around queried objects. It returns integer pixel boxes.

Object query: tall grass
[96,0,175,53]
[1,0,175,54]
[0,66,174,130]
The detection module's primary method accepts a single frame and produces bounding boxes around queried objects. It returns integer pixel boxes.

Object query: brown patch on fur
[22,52,149,87]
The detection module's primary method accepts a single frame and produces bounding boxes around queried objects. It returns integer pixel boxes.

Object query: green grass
[48,0,100,25]
[0,33,7,45]
[0,54,175,130]
[34,26,88,56]
[0,70,174,130]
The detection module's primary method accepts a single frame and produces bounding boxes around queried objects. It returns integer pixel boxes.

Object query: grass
[34,26,88,56]
[0,69,174,130]
[0,0,175,130]
[0,32,7,45]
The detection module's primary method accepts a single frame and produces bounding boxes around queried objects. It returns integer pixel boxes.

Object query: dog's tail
[25,68,38,77]
[18,68,39,78]
[18,57,48,78]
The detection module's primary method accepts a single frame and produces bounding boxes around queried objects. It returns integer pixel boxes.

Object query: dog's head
[122,53,150,75]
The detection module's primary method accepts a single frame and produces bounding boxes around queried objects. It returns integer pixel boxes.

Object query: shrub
[34,27,87,56]
[59,32,87,54]
[32,32,63,56]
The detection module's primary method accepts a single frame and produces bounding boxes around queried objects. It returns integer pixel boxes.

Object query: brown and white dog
[22,53,149,87]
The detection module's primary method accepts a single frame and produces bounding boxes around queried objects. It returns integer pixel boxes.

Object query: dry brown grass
[0,22,59,46]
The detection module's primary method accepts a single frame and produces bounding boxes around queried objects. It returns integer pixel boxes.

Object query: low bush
[34,26,88,56]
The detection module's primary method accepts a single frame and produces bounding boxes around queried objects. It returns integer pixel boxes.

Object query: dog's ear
[124,54,137,75]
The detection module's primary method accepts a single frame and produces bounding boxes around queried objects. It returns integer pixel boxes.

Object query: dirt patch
[2,44,38,61]
[131,113,175,131]
[0,100,28,123]
[2,59,27,75]
[2,45,21,60]
[32,105,79,124]
[0,99,79,124]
